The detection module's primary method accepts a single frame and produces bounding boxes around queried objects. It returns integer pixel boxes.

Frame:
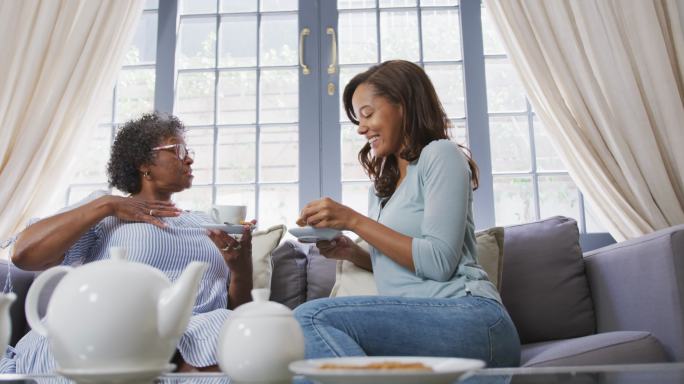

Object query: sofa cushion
[251,224,286,290]
[306,245,336,301]
[501,216,595,344]
[521,331,669,366]
[269,241,308,309]
[329,227,505,297]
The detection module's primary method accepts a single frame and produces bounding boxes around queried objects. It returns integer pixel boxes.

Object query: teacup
[210,205,247,225]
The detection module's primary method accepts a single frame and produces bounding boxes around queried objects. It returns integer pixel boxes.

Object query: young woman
[294,60,520,367]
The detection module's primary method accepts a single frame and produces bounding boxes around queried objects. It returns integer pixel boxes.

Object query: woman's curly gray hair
[107,112,185,194]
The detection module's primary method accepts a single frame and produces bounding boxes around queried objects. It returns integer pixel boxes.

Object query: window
[172,0,300,229]
[62,0,159,206]
[481,4,605,233]
[58,0,609,242]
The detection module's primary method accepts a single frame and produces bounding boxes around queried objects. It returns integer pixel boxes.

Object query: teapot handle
[25,266,73,337]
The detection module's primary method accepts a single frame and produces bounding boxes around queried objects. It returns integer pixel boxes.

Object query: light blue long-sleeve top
[368,139,501,302]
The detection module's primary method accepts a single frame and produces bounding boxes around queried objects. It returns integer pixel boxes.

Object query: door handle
[299,27,311,75]
[326,27,337,74]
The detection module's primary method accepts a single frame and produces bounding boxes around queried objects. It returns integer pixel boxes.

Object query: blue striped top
[0,191,232,373]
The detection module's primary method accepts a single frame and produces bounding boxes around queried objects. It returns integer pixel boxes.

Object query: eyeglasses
[151,144,195,161]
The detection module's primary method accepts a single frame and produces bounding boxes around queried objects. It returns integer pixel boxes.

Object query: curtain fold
[485,0,684,240]
[0,0,143,244]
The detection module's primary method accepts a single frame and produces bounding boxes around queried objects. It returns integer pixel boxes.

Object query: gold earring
[143,171,151,179]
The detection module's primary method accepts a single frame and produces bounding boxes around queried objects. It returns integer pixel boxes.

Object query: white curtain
[484,0,684,241]
[0,0,143,245]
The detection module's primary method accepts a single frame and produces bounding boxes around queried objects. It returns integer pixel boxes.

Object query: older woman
[2,112,251,373]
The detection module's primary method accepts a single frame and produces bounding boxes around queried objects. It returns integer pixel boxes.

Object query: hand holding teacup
[297,197,361,230]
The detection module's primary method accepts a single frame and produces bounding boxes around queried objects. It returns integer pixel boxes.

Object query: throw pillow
[269,241,308,309]
[501,216,595,344]
[306,245,337,301]
[329,228,505,297]
[251,224,286,290]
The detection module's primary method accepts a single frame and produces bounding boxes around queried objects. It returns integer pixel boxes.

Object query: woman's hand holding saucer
[316,235,358,261]
[207,220,256,275]
[106,196,181,228]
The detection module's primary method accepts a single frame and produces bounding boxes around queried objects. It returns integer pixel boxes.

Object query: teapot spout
[157,262,208,339]
[0,292,16,311]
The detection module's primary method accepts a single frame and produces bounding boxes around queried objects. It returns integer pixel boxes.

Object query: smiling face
[351,83,404,158]
[144,135,194,194]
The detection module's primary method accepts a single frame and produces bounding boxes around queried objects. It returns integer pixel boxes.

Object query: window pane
[217,185,256,220]
[71,125,111,184]
[144,0,158,10]
[174,185,213,212]
[260,14,298,66]
[185,128,214,184]
[116,68,155,123]
[219,15,257,67]
[342,182,371,218]
[341,123,367,181]
[218,70,257,124]
[450,119,467,146]
[259,68,298,124]
[424,63,464,119]
[422,9,461,61]
[338,0,375,9]
[221,0,257,13]
[260,0,298,12]
[260,125,298,182]
[421,0,458,5]
[482,6,506,55]
[339,12,378,64]
[380,10,418,62]
[259,184,298,229]
[177,17,216,69]
[123,12,157,65]
[538,174,580,222]
[175,71,215,126]
[380,0,416,7]
[485,59,527,113]
[489,115,531,172]
[494,175,534,226]
[180,0,216,14]
[533,116,566,172]
[217,127,256,183]
[584,198,607,233]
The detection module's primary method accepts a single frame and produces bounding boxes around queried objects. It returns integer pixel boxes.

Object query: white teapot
[217,288,304,383]
[25,247,208,372]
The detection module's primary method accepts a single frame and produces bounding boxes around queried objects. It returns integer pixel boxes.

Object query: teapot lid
[231,289,293,318]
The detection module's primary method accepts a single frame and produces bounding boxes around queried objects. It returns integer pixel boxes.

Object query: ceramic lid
[231,289,293,318]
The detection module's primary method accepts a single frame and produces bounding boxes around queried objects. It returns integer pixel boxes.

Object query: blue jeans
[293,294,520,367]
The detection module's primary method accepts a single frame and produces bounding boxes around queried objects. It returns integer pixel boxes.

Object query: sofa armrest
[584,225,684,361]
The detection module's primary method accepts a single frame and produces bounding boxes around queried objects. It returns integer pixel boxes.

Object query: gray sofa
[2,216,682,367]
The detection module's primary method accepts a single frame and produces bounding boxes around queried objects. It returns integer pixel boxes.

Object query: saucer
[288,226,342,243]
[56,363,175,383]
[201,223,254,234]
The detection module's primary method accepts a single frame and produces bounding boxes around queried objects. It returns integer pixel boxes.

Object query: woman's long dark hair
[342,60,479,198]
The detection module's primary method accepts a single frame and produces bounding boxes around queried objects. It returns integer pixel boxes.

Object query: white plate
[57,363,175,383]
[201,223,254,234]
[289,356,484,384]
[288,226,343,243]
